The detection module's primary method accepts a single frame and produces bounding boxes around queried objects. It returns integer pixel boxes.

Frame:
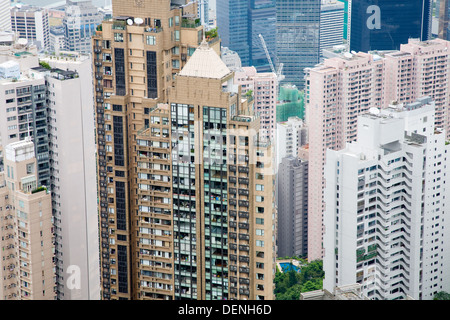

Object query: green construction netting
[276,86,305,122]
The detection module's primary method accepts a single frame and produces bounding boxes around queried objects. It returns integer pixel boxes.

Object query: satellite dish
[343,52,353,59]
[17,38,28,46]
[135,17,143,25]
[127,19,133,26]
[369,107,380,115]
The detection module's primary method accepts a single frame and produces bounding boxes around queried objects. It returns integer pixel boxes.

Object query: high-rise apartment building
[305,37,450,261]
[0,69,50,188]
[195,0,209,27]
[11,5,50,50]
[63,0,103,54]
[276,0,321,88]
[234,66,277,141]
[0,140,56,300]
[49,26,65,54]
[323,98,450,300]
[34,53,100,300]
[305,50,384,261]
[275,116,307,168]
[92,0,276,300]
[277,156,308,258]
[348,0,432,52]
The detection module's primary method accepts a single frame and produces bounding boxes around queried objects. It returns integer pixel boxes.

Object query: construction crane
[258,33,285,86]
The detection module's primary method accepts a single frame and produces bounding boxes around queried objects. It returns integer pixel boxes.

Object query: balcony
[181,18,201,29]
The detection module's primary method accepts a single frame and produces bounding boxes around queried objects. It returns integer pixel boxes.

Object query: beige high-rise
[93,0,276,300]
[0,140,55,300]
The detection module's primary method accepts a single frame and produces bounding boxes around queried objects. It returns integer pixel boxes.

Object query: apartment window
[114,32,123,42]
[174,30,180,42]
[26,163,34,174]
[146,35,156,45]
[256,184,264,191]
[256,240,264,247]
[256,218,264,225]
[188,47,196,56]
[256,229,264,236]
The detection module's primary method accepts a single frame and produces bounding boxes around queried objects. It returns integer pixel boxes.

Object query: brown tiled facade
[93,0,276,300]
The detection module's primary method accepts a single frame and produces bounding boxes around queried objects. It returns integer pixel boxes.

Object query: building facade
[438,0,450,40]
[35,54,100,300]
[276,0,321,88]
[92,0,277,300]
[323,98,450,300]
[277,156,308,258]
[275,116,307,168]
[305,37,450,261]
[0,70,50,188]
[348,0,432,52]
[0,140,56,300]
[0,0,11,32]
[249,0,276,73]
[217,0,276,72]
[63,0,103,53]
[320,0,344,59]
[11,5,50,50]
[234,66,277,141]
[216,0,251,66]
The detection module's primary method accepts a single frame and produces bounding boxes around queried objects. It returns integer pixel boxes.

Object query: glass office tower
[217,0,276,72]
[439,0,450,40]
[249,0,276,72]
[276,0,321,89]
[349,0,432,52]
[217,0,251,66]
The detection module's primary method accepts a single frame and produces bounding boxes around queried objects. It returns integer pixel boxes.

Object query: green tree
[39,61,51,70]
[274,259,324,300]
[434,291,450,300]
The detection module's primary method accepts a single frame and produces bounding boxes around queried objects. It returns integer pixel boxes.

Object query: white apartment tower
[36,53,100,300]
[323,97,450,300]
[275,116,307,168]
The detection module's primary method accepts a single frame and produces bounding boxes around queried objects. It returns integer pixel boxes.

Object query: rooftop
[178,40,231,79]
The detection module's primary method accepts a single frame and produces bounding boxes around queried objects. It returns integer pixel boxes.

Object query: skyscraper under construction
[92,0,277,300]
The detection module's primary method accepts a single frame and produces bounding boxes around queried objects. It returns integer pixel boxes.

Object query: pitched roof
[178,40,231,79]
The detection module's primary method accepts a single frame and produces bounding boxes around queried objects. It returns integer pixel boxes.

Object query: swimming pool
[279,262,301,273]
